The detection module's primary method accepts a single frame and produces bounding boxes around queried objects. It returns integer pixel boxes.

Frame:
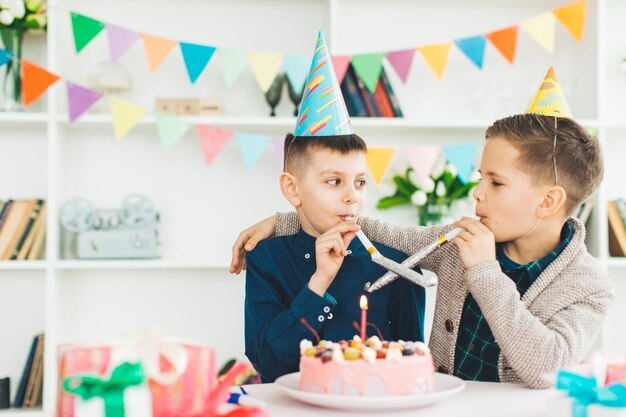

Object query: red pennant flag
[486,26,518,65]
[21,59,61,106]
[331,55,351,84]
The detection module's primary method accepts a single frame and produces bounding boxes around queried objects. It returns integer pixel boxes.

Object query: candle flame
[360,295,368,310]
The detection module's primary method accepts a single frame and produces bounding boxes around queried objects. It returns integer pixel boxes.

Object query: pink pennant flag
[405,146,441,183]
[273,136,285,168]
[106,23,140,63]
[66,82,103,123]
[386,49,415,83]
[197,124,234,165]
[331,55,351,84]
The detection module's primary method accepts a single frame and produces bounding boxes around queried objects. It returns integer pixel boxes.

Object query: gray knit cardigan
[275,213,615,389]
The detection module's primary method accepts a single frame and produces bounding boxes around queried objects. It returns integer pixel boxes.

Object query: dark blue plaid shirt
[453,221,574,381]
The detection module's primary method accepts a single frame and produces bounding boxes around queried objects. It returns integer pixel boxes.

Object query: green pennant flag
[351,53,385,93]
[156,112,191,152]
[71,13,105,53]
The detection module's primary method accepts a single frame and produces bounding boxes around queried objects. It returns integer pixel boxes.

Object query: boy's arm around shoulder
[465,254,615,389]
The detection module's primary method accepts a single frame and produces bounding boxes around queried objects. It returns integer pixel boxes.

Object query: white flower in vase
[0,9,14,25]
[411,190,427,206]
[435,181,447,197]
[9,0,24,19]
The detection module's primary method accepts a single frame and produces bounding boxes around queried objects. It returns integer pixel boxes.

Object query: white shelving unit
[1,0,624,415]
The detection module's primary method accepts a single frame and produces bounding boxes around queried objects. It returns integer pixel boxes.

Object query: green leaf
[377,195,410,209]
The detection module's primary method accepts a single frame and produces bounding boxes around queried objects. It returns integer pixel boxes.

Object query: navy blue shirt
[245,228,426,382]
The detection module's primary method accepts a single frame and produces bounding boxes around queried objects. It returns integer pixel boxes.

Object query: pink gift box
[58,334,216,417]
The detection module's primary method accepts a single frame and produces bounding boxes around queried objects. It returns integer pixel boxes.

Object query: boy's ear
[537,185,567,218]
[279,172,301,207]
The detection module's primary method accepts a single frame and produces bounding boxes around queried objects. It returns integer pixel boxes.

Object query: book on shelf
[573,200,594,225]
[10,199,44,260]
[13,334,40,408]
[379,67,403,117]
[0,200,14,231]
[340,65,403,118]
[0,199,46,261]
[607,199,626,257]
[22,334,44,409]
[341,65,368,117]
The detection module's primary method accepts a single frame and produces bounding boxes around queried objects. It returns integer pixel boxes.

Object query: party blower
[365,227,464,292]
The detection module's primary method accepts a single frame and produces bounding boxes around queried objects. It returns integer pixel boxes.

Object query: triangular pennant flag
[106,24,140,63]
[330,55,351,84]
[0,48,14,67]
[196,125,234,165]
[283,54,311,93]
[141,34,177,72]
[351,53,385,93]
[386,49,415,83]
[247,51,284,93]
[272,136,285,167]
[110,97,148,140]
[180,42,216,84]
[70,12,105,53]
[486,26,518,65]
[155,112,191,152]
[216,48,249,88]
[521,12,557,54]
[442,144,479,184]
[553,0,587,42]
[67,82,103,122]
[454,35,487,70]
[418,42,452,80]
[235,132,270,170]
[21,60,60,107]
[405,146,441,184]
[366,147,396,185]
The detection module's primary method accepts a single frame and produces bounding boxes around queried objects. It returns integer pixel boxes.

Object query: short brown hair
[283,133,367,175]
[485,114,603,215]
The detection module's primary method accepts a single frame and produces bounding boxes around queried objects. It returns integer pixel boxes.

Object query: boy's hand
[229,215,277,274]
[452,217,496,270]
[308,222,360,297]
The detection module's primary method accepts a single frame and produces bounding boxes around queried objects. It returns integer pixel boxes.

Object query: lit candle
[360,295,368,341]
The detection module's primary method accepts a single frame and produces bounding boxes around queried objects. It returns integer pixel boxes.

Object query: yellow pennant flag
[110,97,148,140]
[418,42,452,80]
[247,51,284,93]
[553,0,587,42]
[366,147,396,185]
[521,12,556,54]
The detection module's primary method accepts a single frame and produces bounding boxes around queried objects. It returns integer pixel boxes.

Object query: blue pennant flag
[0,48,14,67]
[180,42,216,83]
[454,36,487,70]
[283,54,311,93]
[443,144,479,184]
[235,132,270,170]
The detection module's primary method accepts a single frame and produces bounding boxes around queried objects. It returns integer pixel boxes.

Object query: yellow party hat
[524,66,573,118]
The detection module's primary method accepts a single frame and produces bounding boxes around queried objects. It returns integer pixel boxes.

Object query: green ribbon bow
[557,370,626,417]
[63,362,146,417]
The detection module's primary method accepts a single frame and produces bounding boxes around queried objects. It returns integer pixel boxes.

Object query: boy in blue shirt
[244,32,426,383]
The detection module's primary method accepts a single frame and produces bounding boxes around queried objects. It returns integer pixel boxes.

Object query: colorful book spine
[373,72,395,118]
[379,68,403,117]
[340,65,368,117]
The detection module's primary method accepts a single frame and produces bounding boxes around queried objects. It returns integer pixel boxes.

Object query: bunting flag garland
[21,60,60,107]
[553,0,587,42]
[197,125,234,165]
[217,48,249,88]
[351,53,385,93]
[283,54,311,93]
[110,97,148,140]
[180,42,216,84]
[106,24,140,63]
[272,137,285,168]
[235,132,271,170]
[387,49,415,83]
[486,26,518,65]
[454,36,487,70]
[366,147,396,185]
[442,144,480,184]
[405,146,441,184]
[521,12,557,54]
[155,112,192,152]
[66,82,103,122]
[141,34,178,73]
[247,51,284,93]
[330,55,351,85]
[418,42,452,80]
[70,12,104,53]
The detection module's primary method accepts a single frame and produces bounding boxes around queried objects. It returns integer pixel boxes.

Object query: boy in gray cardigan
[230,69,614,388]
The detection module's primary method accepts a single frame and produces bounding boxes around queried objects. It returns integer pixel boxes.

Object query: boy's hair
[485,114,603,215]
[283,133,367,175]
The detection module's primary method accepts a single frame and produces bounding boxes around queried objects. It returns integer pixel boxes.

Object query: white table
[244,380,562,417]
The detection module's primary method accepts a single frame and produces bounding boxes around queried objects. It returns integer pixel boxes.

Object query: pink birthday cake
[299,336,434,396]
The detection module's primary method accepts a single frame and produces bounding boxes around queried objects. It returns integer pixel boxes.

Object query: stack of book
[608,199,626,257]
[14,333,44,409]
[341,65,403,118]
[0,199,46,260]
